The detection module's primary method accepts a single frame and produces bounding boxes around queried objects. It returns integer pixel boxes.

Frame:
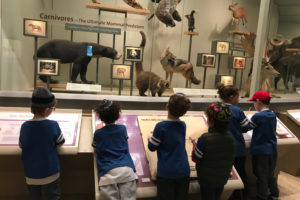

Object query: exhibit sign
[23,18,47,38]
[196,53,216,67]
[215,74,234,86]
[211,40,230,54]
[124,46,144,62]
[229,56,246,69]
[65,23,121,35]
[37,58,60,76]
[287,110,300,126]
[0,112,81,148]
[111,64,132,80]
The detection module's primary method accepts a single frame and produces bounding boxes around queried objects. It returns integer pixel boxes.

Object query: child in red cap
[248,91,279,200]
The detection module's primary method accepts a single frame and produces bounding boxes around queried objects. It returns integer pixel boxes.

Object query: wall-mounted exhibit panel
[0,107,81,155]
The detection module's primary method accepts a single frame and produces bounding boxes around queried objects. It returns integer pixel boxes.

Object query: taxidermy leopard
[155,0,182,27]
[135,31,169,96]
[37,39,121,84]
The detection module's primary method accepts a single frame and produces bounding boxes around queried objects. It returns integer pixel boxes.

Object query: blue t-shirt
[249,109,277,155]
[92,124,136,179]
[148,120,190,179]
[228,104,251,157]
[19,119,64,179]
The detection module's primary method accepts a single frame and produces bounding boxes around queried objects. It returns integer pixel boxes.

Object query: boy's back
[250,109,277,155]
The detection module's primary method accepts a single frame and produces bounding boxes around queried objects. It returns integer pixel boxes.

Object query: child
[148,93,191,200]
[92,100,137,200]
[248,91,279,200]
[217,83,251,200]
[192,102,236,200]
[19,86,65,200]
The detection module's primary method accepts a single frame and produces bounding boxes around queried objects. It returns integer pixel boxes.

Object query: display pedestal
[86,2,150,15]
[184,31,199,88]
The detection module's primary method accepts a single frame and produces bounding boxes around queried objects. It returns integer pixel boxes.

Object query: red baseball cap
[248,90,271,102]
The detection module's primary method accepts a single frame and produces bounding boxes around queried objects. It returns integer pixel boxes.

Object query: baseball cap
[31,87,55,107]
[207,102,232,122]
[247,90,271,102]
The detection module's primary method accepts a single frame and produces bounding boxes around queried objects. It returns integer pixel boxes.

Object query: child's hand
[147,135,151,141]
[96,122,104,130]
[189,136,196,146]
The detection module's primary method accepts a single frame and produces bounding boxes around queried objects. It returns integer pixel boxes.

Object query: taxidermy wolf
[160,47,200,88]
[37,39,121,84]
[155,0,182,27]
[136,31,169,96]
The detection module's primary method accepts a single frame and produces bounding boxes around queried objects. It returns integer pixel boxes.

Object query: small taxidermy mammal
[92,0,144,9]
[155,0,182,27]
[185,10,196,32]
[160,47,200,88]
[228,3,247,26]
[37,39,121,84]
[136,31,169,96]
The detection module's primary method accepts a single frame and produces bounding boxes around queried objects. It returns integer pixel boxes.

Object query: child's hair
[205,102,232,131]
[168,93,191,118]
[216,83,239,102]
[95,100,121,124]
[31,87,56,115]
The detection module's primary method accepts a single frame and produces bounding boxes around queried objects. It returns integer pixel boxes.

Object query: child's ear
[166,103,169,111]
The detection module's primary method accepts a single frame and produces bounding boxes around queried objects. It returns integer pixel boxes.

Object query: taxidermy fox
[160,47,200,88]
[135,31,169,96]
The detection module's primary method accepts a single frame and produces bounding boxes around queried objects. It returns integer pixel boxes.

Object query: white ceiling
[274,0,300,22]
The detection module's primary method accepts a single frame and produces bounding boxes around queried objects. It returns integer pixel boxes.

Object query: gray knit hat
[31,87,55,107]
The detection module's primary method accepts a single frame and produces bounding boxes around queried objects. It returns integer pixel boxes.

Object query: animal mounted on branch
[135,31,169,96]
[229,3,247,26]
[269,35,300,90]
[160,47,200,88]
[92,0,145,9]
[185,10,196,32]
[37,40,121,84]
[154,0,182,27]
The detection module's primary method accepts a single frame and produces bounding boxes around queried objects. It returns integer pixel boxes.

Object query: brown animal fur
[229,3,247,26]
[135,31,169,96]
[160,47,200,88]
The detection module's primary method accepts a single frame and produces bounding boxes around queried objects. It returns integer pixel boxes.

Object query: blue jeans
[27,178,61,200]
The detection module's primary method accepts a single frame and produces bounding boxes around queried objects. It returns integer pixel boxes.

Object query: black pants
[27,178,61,200]
[229,156,247,200]
[252,154,279,200]
[156,176,189,200]
[199,182,224,200]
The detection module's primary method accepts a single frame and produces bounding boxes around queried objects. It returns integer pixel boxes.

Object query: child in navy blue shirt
[92,100,137,200]
[248,91,279,200]
[217,83,251,200]
[192,102,235,200]
[148,93,191,200]
[19,86,65,200]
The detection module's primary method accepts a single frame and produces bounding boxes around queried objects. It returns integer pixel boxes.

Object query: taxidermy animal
[269,35,300,90]
[185,10,196,32]
[92,0,144,9]
[155,0,182,27]
[136,31,169,96]
[240,59,280,97]
[160,47,200,88]
[37,39,121,84]
[229,3,247,26]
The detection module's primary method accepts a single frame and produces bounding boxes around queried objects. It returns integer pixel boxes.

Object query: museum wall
[0,0,280,92]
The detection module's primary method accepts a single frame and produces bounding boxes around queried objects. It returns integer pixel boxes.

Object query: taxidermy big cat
[160,47,200,88]
[136,31,169,96]
[155,0,182,27]
[37,40,121,84]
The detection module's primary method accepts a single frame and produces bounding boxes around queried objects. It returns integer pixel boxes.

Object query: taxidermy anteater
[135,31,169,96]
[37,39,121,84]
[155,0,182,27]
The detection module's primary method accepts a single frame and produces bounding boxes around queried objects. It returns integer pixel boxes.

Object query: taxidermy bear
[37,39,121,84]
[155,0,182,27]
[135,31,169,96]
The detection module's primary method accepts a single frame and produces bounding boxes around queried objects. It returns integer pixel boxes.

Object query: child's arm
[148,125,162,152]
[191,137,205,163]
[55,123,65,146]
[239,110,252,133]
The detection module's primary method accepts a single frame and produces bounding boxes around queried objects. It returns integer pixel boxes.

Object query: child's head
[217,83,239,105]
[248,90,271,111]
[95,100,121,124]
[31,87,56,117]
[167,93,191,118]
[205,102,232,131]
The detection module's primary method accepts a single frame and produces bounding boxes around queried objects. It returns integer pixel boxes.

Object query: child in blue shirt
[19,86,65,200]
[192,102,235,200]
[148,93,191,200]
[92,100,137,200]
[217,83,251,200]
[248,91,279,200]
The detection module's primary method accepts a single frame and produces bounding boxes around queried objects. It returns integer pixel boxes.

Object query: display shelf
[184,31,199,36]
[86,2,150,15]
[287,109,300,127]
